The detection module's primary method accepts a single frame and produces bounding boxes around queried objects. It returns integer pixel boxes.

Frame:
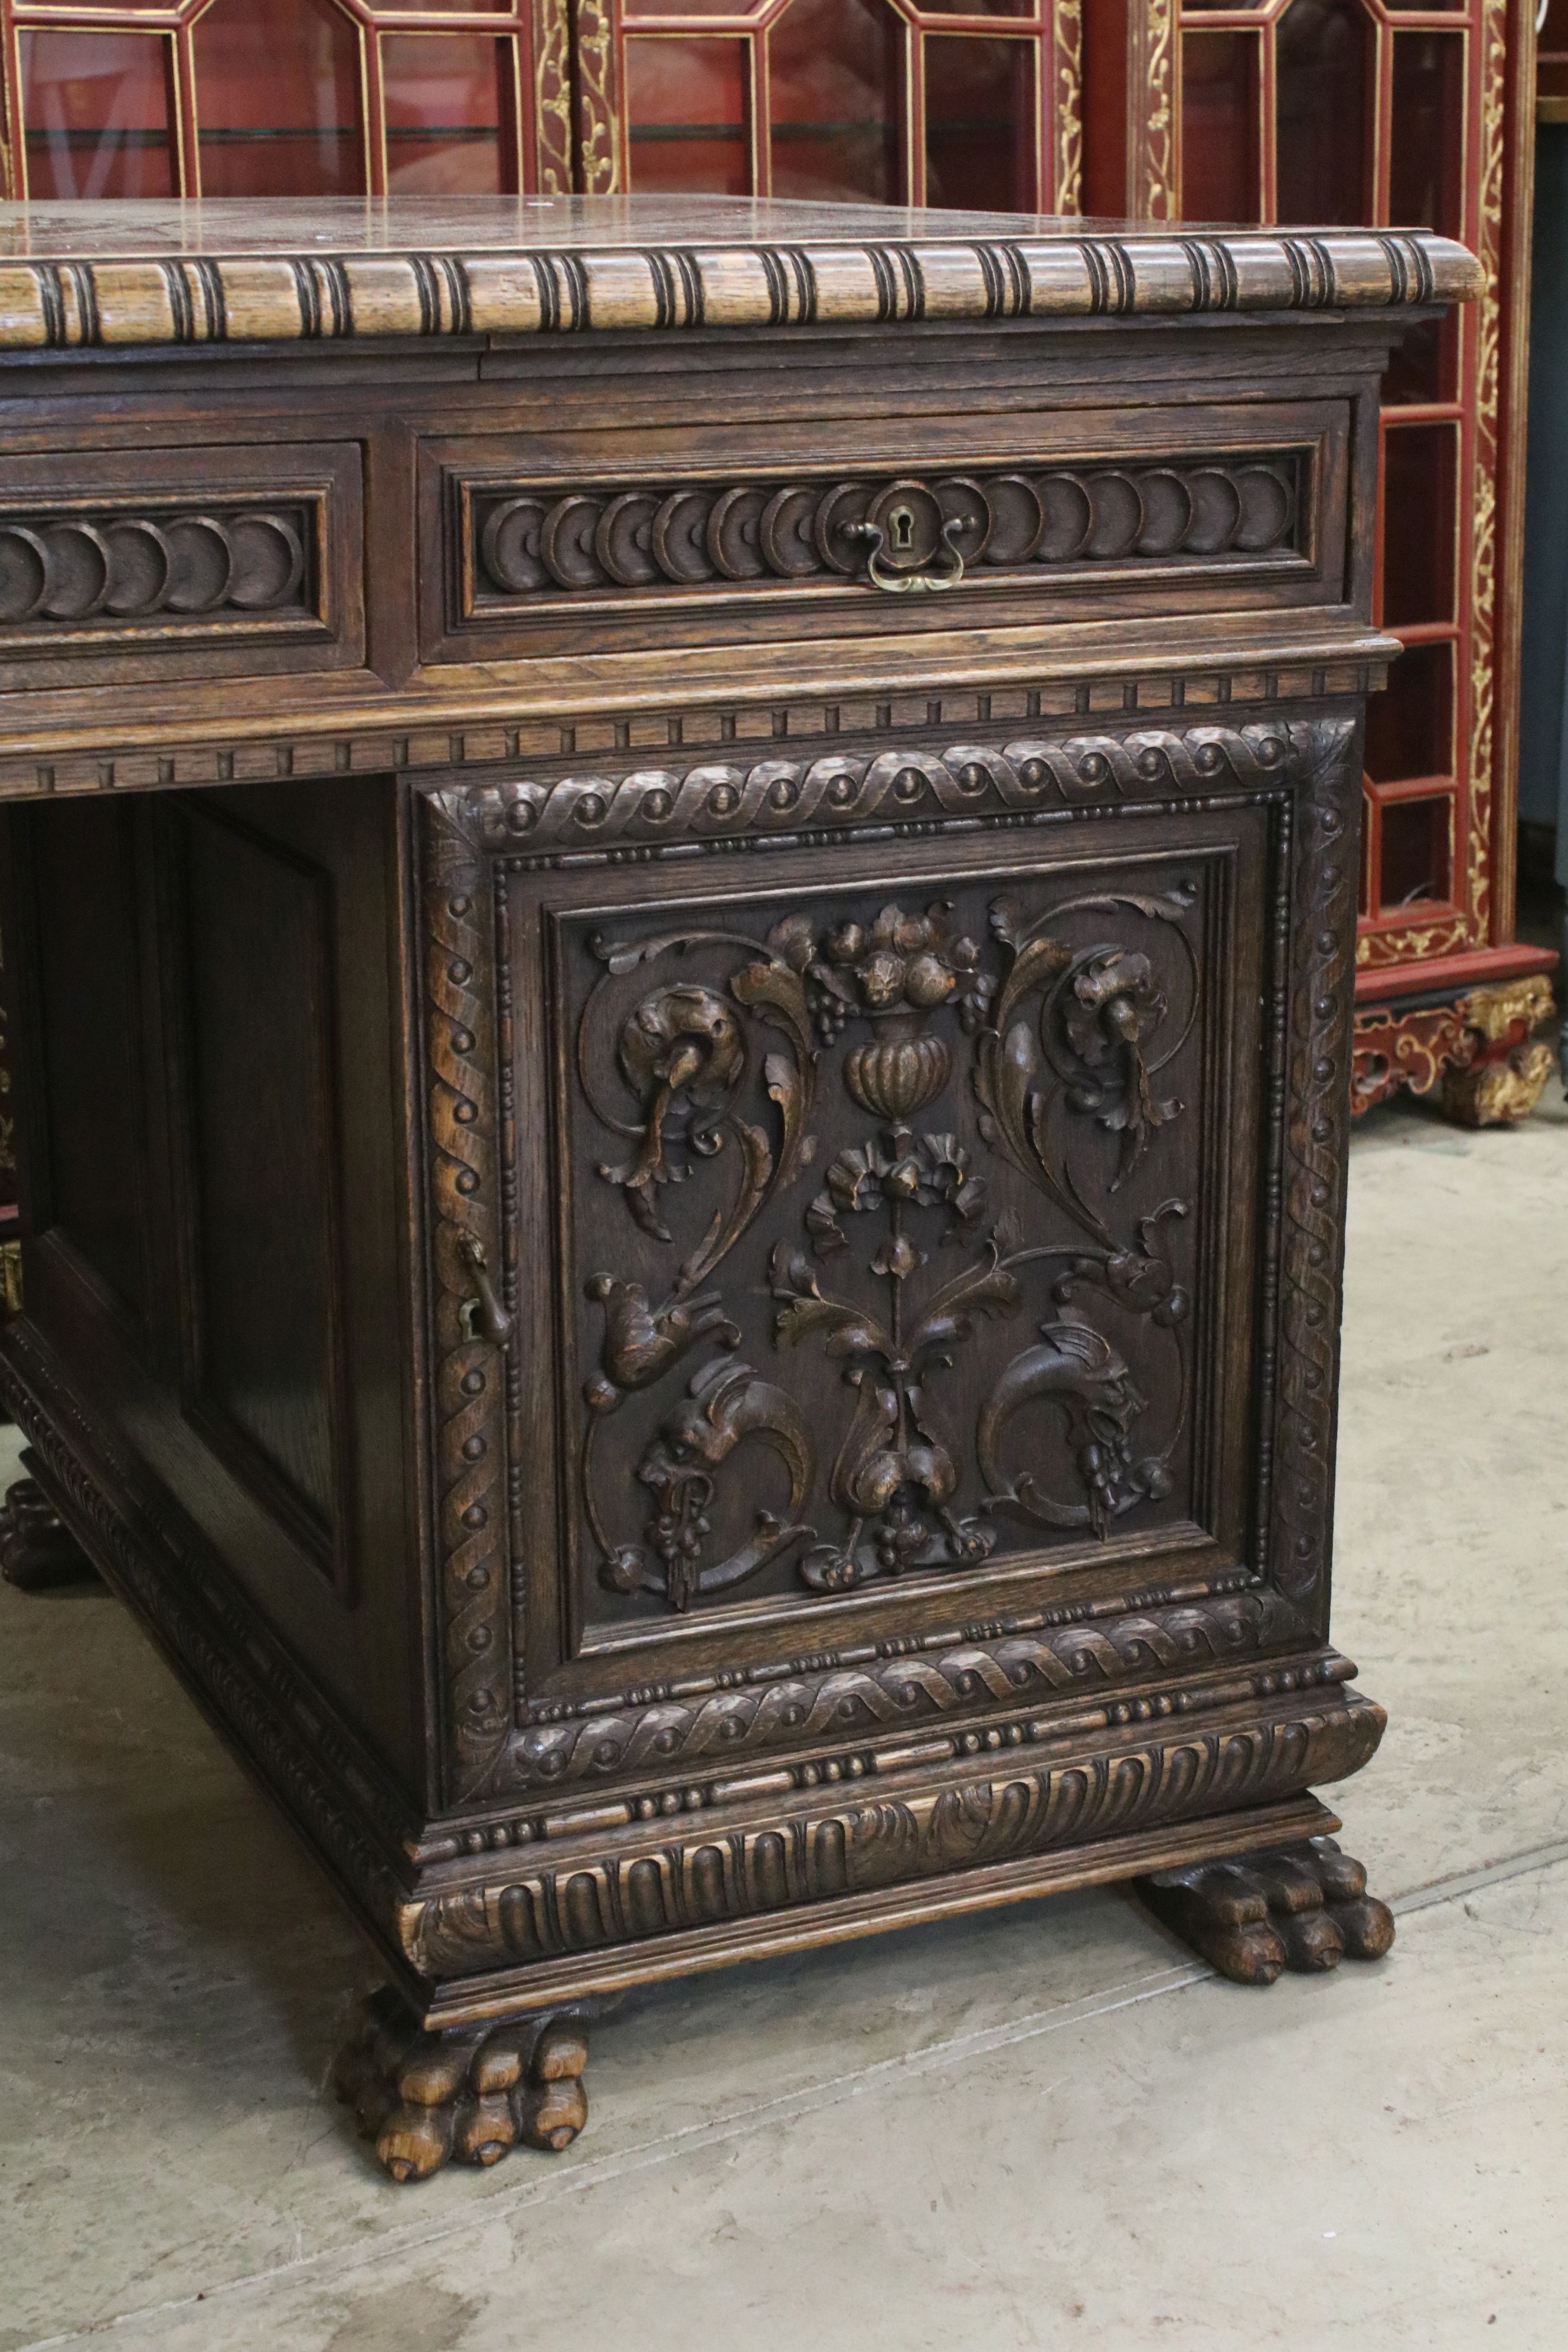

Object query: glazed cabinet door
[417,707,1358,1817]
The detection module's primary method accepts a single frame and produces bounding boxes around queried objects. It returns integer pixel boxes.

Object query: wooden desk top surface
[0,198,1478,353]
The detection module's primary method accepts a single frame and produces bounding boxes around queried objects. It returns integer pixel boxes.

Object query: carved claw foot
[1135,1835,1394,1986]
[334,1987,605,2184]
[0,1474,100,1591]
[1439,976,1557,1128]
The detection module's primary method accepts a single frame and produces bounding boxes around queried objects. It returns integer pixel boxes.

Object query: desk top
[0,197,1478,354]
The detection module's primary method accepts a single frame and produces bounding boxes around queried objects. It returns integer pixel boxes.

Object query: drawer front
[0,441,364,687]
[416,702,1361,1807]
[418,400,1349,667]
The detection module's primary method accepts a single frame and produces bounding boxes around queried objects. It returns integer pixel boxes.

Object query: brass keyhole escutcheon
[888,504,916,555]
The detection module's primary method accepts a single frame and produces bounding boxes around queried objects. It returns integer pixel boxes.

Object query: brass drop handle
[844,507,968,595]
[458,1236,514,1346]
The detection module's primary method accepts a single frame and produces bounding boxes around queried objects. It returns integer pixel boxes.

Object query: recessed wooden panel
[489,782,1272,1720]
[27,798,148,1327]
[177,801,354,1589]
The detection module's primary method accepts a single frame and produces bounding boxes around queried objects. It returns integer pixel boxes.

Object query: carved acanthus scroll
[573,870,1201,1615]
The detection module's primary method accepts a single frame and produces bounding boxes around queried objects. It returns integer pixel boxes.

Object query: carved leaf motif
[770,1245,895,1362]
[909,1240,1020,1363]
[673,1118,773,1300]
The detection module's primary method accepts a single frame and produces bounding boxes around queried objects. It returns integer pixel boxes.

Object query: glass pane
[1276,0,1371,228]
[21,31,174,200]
[625,37,750,196]
[924,36,1035,212]
[383,34,505,194]
[1382,311,1458,407]
[1378,794,1454,910]
[1181,32,1259,224]
[1364,641,1454,784]
[625,1,765,15]
[1381,423,1458,629]
[770,0,901,204]
[194,0,364,198]
[1389,34,1464,238]
[910,1,1031,14]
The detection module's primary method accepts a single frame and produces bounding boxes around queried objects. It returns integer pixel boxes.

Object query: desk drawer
[0,441,363,688]
[419,398,1349,668]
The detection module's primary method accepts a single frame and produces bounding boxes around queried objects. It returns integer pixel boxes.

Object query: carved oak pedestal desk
[0,199,1474,2183]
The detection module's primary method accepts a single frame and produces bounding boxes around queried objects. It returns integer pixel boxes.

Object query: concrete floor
[2,1088,1565,2351]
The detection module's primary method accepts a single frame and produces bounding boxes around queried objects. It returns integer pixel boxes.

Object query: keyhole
[889,504,915,554]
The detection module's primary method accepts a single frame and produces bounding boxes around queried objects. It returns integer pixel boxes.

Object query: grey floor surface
[1,1089,1564,2350]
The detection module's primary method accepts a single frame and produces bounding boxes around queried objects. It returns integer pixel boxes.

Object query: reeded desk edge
[0,204,1478,351]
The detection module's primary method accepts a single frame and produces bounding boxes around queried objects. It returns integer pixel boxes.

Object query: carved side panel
[530,0,573,195]
[423,718,1356,1808]
[555,856,1219,1631]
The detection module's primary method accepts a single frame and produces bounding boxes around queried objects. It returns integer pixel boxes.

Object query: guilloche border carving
[454,718,1304,861]
[423,713,1361,1807]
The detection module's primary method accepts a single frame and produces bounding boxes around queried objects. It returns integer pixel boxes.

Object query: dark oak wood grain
[0,198,1461,2181]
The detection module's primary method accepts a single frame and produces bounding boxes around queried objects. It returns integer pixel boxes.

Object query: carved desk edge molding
[0,643,1394,802]
[0,227,1479,353]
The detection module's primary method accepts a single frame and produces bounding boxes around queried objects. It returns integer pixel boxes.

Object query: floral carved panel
[540,834,1253,1642]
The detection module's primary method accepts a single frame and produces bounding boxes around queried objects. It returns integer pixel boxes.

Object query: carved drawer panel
[419,401,1347,664]
[470,455,1302,601]
[0,442,364,682]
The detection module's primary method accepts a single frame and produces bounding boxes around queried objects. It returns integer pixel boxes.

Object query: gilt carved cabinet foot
[0,198,1474,2183]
